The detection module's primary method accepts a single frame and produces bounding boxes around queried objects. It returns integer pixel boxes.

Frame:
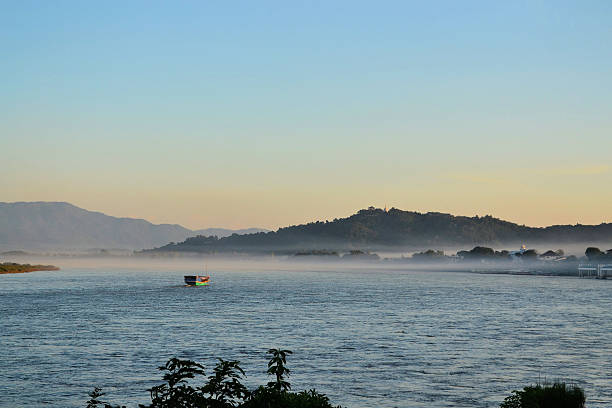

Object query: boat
[185,264,211,286]
[184,275,210,286]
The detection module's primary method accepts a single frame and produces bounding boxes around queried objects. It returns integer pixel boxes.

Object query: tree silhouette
[266,348,293,392]
[200,359,249,407]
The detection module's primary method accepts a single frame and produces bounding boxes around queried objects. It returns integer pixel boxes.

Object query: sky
[1,1,611,229]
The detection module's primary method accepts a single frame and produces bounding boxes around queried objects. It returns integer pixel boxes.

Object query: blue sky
[2,1,611,228]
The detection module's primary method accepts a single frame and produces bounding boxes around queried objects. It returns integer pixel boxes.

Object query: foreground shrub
[500,382,585,408]
[244,387,340,408]
[87,348,342,408]
[87,351,587,408]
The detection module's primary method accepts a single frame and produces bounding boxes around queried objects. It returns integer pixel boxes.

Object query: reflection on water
[1,265,611,407]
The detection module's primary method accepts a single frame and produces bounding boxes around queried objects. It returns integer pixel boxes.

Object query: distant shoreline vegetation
[134,244,612,277]
[288,246,612,268]
[401,245,612,264]
[139,207,612,255]
[138,244,610,265]
[0,262,59,274]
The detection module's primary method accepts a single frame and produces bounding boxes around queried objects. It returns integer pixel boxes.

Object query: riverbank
[0,262,60,274]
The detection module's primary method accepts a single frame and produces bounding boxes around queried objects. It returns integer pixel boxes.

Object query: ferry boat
[184,275,210,286]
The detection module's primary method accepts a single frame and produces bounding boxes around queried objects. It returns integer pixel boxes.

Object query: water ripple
[1,267,610,407]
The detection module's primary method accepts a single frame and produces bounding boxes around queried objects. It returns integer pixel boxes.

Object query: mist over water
[1,259,611,407]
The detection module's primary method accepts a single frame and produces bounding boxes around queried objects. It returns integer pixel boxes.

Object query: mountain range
[3,203,611,255]
[0,202,266,251]
[146,207,612,254]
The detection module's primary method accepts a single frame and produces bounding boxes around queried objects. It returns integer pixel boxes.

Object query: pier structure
[578,264,612,279]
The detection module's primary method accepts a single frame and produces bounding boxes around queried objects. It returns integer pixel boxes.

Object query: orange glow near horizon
[3,176,610,230]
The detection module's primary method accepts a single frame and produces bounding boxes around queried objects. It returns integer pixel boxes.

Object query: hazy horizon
[3,200,612,233]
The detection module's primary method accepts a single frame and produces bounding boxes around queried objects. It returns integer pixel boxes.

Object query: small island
[0,262,60,274]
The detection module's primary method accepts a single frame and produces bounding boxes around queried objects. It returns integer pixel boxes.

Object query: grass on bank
[0,262,59,274]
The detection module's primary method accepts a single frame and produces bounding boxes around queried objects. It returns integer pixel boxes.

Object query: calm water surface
[1,264,611,407]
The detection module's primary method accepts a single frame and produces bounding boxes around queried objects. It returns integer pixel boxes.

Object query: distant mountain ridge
[147,207,612,254]
[0,202,267,251]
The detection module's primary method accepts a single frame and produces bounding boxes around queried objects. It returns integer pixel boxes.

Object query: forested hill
[146,207,612,253]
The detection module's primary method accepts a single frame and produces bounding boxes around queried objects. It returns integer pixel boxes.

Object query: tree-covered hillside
[145,207,612,254]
